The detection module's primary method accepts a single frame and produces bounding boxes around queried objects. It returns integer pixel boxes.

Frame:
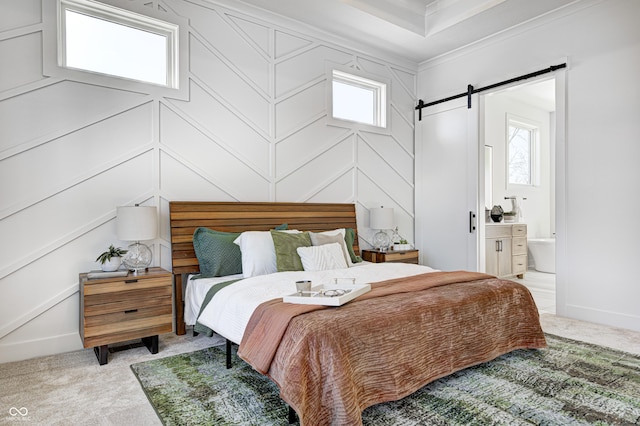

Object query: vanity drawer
[486,225,512,238]
[512,255,528,275]
[512,225,527,237]
[512,237,527,256]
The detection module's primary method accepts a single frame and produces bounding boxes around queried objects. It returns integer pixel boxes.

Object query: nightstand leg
[142,335,159,354]
[94,345,108,365]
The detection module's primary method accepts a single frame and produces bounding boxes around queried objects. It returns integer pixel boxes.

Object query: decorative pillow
[270,230,312,272]
[309,228,354,266]
[192,227,242,277]
[297,243,348,271]
[309,232,352,266]
[233,225,293,277]
[345,228,363,263]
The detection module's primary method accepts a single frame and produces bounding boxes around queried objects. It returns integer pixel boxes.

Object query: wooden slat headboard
[169,201,359,334]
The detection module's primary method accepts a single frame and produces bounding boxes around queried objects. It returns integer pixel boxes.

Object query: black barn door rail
[415,63,566,120]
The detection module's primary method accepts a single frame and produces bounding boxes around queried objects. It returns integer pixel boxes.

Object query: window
[59,0,178,87]
[43,0,188,98]
[328,68,389,132]
[507,118,538,186]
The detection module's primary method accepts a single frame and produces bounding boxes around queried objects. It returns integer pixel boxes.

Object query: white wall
[418,0,640,331]
[0,0,416,363]
[484,93,553,239]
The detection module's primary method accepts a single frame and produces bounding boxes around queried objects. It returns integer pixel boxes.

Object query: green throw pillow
[270,231,311,272]
[193,227,242,277]
[345,228,363,263]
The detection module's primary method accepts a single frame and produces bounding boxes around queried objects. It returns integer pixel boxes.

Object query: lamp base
[373,230,391,252]
[122,241,152,274]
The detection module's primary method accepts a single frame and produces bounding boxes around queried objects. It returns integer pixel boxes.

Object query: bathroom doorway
[482,77,557,313]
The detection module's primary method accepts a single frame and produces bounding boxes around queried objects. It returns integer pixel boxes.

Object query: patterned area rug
[130,334,640,425]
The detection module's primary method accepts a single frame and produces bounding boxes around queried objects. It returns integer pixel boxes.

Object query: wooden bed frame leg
[174,273,186,335]
[226,339,232,369]
[288,405,297,424]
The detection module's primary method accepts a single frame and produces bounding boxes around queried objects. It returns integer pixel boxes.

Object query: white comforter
[197,262,437,344]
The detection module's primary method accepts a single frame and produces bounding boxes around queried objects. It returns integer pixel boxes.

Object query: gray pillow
[270,231,311,272]
[193,227,242,277]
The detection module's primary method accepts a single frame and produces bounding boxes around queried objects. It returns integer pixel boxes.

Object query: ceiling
[235,0,577,64]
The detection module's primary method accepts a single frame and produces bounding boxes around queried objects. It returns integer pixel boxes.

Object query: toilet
[527,238,555,273]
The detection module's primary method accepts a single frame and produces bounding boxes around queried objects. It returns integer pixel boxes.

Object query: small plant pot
[101,257,122,272]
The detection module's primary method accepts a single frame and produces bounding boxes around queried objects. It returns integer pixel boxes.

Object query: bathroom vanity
[485,223,527,279]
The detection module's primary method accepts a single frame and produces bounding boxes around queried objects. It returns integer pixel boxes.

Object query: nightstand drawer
[84,276,171,296]
[85,304,172,326]
[84,286,172,309]
[84,295,172,317]
[383,251,419,263]
[362,249,419,264]
[84,311,173,338]
[83,322,172,348]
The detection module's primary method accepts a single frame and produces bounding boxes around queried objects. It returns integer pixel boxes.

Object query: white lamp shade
[116,206,157,241]
[370,207,394,230]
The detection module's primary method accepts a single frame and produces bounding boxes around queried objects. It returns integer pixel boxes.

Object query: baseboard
[563,304,640,333]
[0,332,83,364]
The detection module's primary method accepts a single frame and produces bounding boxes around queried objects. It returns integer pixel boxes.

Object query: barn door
[415,95,480,271]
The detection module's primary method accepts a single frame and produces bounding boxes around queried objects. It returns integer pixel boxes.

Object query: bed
[169,201,546,425]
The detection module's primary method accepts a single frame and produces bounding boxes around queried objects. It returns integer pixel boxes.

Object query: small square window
[328,68,388,131]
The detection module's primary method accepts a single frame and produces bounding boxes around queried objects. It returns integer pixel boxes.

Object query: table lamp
[370,206,394,252]
[116,204,157,274]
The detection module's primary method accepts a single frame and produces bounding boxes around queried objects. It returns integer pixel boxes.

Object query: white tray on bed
[283,283,371,306]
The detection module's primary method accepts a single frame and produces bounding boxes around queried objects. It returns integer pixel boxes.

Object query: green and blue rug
[131,334,640,425]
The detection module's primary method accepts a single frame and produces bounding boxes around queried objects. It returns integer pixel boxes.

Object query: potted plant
[96,245,128,271]
[503,211,516,223]
[394,239,411,251]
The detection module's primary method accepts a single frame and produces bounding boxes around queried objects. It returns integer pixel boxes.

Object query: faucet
[504,196,526,222]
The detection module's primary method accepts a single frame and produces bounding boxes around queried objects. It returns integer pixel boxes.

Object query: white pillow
[309,228,354,267]
[296,243,348,271]
[234,230,299,278]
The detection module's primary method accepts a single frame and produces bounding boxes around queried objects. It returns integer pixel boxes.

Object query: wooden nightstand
[361,249,419,264]
[79,267,173,365]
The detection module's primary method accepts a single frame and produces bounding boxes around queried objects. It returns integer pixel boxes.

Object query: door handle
[469,211,476,233]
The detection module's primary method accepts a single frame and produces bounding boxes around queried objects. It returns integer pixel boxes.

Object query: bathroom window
[507,118,538,186]
[327,67,389,134]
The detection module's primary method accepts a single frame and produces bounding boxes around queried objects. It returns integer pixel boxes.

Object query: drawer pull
[124,309,138,314]
[125,279,139,284]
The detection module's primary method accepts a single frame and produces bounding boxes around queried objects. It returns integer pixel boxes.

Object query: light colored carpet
[1,315,638,425]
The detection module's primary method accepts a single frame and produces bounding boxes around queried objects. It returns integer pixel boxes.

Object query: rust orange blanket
[239,271,546,425]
